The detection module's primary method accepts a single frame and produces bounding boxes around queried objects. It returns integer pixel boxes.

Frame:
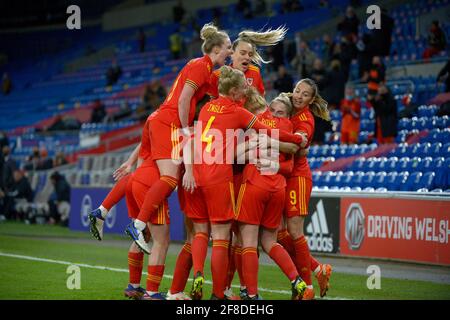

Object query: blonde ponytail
[233,26,287,65]
[200,23,229,54]
[297,78,330,121]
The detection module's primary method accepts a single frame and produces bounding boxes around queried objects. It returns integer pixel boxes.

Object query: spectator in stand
[2,73,11,95]
[423,21,447,60]
[111,101,132,122]
[323,59,347,109]
[312,115,333,145]
[370,7,394,57]
[48,171,71,226]
[337,6,360,41]
[48,115,81,132]
[173,0,186,23]
[169,28,183,60]
[356,33,375,79]
[54,151,68,167]
[1,145,16,219]
[437,58,450,93]
[39,149,53,170]
[321,34,335,65]
[91,99,107,123]
[291,41,317,78]
[273,65,294,94]
[0,131,9,150]
[337,36,357,81]
[106,58,122,86]
[368,84,398,144]
[340,86,361,144]
[254,0,267,16]
[364,56,385,98]
[398,93,418,119]
[138,27,146,53]
[2,145,16,189]
[309,58,328,90]
[281,0,304,13]
[236,0,253,19]
[267,41,285,72]
[3,169,33,221]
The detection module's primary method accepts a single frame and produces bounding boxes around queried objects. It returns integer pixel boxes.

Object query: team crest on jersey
[247,78,253,86]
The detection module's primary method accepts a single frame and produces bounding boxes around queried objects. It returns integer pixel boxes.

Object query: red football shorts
[127,179,170,225]
[178,186,209,224]
[235,182,285,229]
[149,116,182,161]
[284,176,312,218]
[185,182,235,224]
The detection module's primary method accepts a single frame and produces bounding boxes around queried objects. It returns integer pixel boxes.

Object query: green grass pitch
[0,222,449,300]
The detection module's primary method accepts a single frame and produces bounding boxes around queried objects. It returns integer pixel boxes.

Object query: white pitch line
[0,251,349,300]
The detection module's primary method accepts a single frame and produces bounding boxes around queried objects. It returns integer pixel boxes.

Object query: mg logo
[80,195,92,227]
[345,203,365,250]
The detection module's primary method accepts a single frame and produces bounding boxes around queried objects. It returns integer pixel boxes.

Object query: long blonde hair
[218,66,246,96]
[200,23,229,54]
[270,92,293,116]
[244,87,267,114]
[233,26,287,65]
[295,78,330,121]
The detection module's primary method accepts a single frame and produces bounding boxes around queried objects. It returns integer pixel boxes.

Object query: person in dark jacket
[368,85,398,144]
[4,170,33,220]
[273,65,294,94]
[323,59,347,109]
[423,21,447,60]
[337,6,360,40]
[437,58,450,93]
[48,171,71,226]
[370,8,394,57]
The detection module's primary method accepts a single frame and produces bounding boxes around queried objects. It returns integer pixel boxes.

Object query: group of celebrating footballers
[87,22,332,300]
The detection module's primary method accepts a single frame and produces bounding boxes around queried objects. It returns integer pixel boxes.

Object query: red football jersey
[157,55,213,127]
[133,116,159,186]
[207,64,265,99]
[242,110,293,192]
[290,107,315,179]
[194,96,258,187]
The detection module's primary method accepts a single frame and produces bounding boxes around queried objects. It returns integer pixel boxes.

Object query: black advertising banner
[305,197,341,254]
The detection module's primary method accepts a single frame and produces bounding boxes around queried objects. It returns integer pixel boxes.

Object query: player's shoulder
[278,117,293,131]
[247,64,261,74]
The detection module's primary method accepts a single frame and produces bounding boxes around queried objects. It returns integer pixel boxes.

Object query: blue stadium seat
[408,157,422,171]
[372,172,387,189]
[391,143,409,157]
[401,172,423,191]
[441,143,450,158]
[349,157,365,171]
[418,172,436,191]
[385,157,398,172]
[350,171,365,188]
[418,157,434,171]
[340,171,354,188]
[430,142,442,157]
[375,157,388,171]
[397,157,410,171]
[361,171,376,189]
[362,157,378,171]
